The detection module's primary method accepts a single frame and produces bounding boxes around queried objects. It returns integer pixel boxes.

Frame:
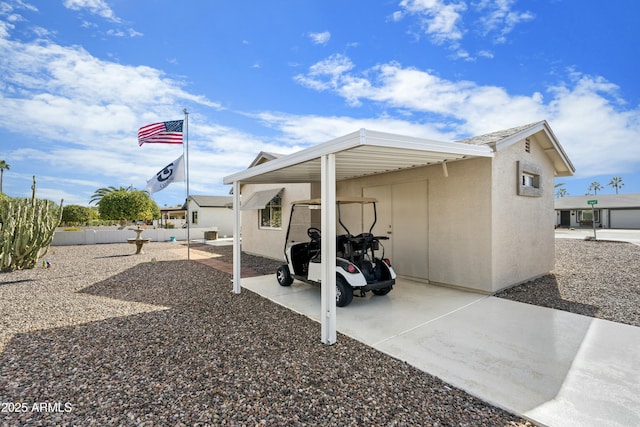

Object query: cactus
[0,176,63,272]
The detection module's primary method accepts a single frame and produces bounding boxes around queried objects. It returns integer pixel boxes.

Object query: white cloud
[63,0,121,23]
[0,32,227,204]
[399,0,467,44]
[0,37,217,146]
[309,31,331,45]
[293,54,640,177]
[398,0,535,53]
[475,0,534,43]
[293,53,356,93]
[252,111,459,146]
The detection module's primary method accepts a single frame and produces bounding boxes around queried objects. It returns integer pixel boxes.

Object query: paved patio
[241,275,640,427]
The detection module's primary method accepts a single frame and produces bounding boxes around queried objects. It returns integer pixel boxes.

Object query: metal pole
[183,109,190,260]
[592,205,597,240]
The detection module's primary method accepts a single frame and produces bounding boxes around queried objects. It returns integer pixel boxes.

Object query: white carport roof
[223,128,494,346]
[223,129,493,185]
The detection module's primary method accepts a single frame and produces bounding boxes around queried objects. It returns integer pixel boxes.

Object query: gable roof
[248,151,283,168]
[457,120,575,177]
[187,195,233,208]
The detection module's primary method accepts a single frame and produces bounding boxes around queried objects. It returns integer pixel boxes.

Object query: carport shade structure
[223,128,494,344]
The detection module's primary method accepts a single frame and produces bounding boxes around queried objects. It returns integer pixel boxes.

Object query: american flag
[138,120,184,146]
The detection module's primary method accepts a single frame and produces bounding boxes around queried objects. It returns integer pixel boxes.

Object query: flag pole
[183,108,190,261]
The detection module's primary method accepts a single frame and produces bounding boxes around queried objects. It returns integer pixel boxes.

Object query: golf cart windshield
[285,197,379,247]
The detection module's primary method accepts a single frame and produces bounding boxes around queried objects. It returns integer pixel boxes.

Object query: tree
[587,181,603,195]
[90,185,133,205]
[0,160,9,194]
[98,189,160,222]
[608,176,624,194]
[554,183,568,198]
[62,205,97,226]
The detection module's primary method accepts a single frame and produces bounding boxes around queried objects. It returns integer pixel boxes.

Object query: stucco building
[229,121,575,295]
[555,194,640,229]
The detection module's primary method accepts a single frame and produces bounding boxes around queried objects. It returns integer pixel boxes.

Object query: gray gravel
[495,239,640,328]
[0,242,536,426]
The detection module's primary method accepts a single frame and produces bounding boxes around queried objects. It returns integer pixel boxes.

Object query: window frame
[517,161,542,197]
[259,193,282,230]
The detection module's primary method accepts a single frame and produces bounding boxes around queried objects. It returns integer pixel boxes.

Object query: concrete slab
[555,228,640,245]
[241,275,640,427]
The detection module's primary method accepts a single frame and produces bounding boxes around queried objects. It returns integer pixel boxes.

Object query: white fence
[52,227,219,246]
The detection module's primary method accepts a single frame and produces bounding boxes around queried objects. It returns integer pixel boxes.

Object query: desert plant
[0,177,63,271]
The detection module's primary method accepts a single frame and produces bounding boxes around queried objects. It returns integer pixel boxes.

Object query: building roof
[186,195,233,208]
[457,120,575,177]
[248,151,283,168]
[224,122,575,185]
[555,194,640,210]
[224,129,494,185]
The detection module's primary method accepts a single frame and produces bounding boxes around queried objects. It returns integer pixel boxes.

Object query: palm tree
[90,185,134,205]
[608,177,624,194]
[554,183,568,198]
[0,160,9,194]
[587,181,603,195]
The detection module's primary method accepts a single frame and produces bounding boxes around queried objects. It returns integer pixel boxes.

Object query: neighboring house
[158,207,187,228]
[555,194,640,229]
[228,121,575,295]
[184,195,234,237]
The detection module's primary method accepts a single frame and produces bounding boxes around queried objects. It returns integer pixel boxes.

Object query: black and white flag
[146,154,185,194]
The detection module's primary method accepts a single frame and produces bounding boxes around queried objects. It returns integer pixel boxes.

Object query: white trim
[223,129,493,185]
[232,180,241,294]
[320,154,337,345]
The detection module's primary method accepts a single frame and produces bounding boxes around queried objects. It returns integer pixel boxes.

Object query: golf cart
[276,197,396,307]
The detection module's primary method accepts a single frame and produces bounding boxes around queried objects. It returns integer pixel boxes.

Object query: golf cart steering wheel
[307,227,321,241]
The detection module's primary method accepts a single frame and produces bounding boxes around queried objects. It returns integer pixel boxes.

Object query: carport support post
[320,154,337,345]
[232,180,241,294]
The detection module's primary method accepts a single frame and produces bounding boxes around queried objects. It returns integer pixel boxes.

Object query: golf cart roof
[291,197,378,206]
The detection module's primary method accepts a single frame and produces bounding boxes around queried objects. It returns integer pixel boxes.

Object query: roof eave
[223,129,493,184]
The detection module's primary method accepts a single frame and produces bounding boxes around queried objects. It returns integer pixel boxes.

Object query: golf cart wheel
[372,287,392,296]
[276,265,293,287]
[336,276,353,307]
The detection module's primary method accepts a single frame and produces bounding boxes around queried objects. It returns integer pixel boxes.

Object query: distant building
[183,195,234,237]
[555,194,640,229]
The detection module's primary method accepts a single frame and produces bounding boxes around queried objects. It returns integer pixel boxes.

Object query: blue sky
[0,0,638,207]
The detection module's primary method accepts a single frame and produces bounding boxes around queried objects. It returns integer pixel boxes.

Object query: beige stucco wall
[239,135,558,292]
[337,158,493,292]
[240,183,315,261]
[490,133,556,291]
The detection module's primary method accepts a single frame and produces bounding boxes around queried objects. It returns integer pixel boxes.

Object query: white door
[364,181,429,280]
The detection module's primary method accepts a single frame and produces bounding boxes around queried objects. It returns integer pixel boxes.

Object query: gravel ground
[0,242,535,426]
[495,239,640,328]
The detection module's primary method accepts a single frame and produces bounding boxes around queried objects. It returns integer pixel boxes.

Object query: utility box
[204,230,218,240]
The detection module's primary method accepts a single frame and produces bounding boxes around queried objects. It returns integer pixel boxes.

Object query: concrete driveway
[241,276,640,427]
[555,228,640,245]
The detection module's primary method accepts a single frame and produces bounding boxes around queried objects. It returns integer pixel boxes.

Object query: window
[192,210,198,225]
[259,193,282,229]
[578,209,600,223]
[522,173,538,188]
[517,161,542,197]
